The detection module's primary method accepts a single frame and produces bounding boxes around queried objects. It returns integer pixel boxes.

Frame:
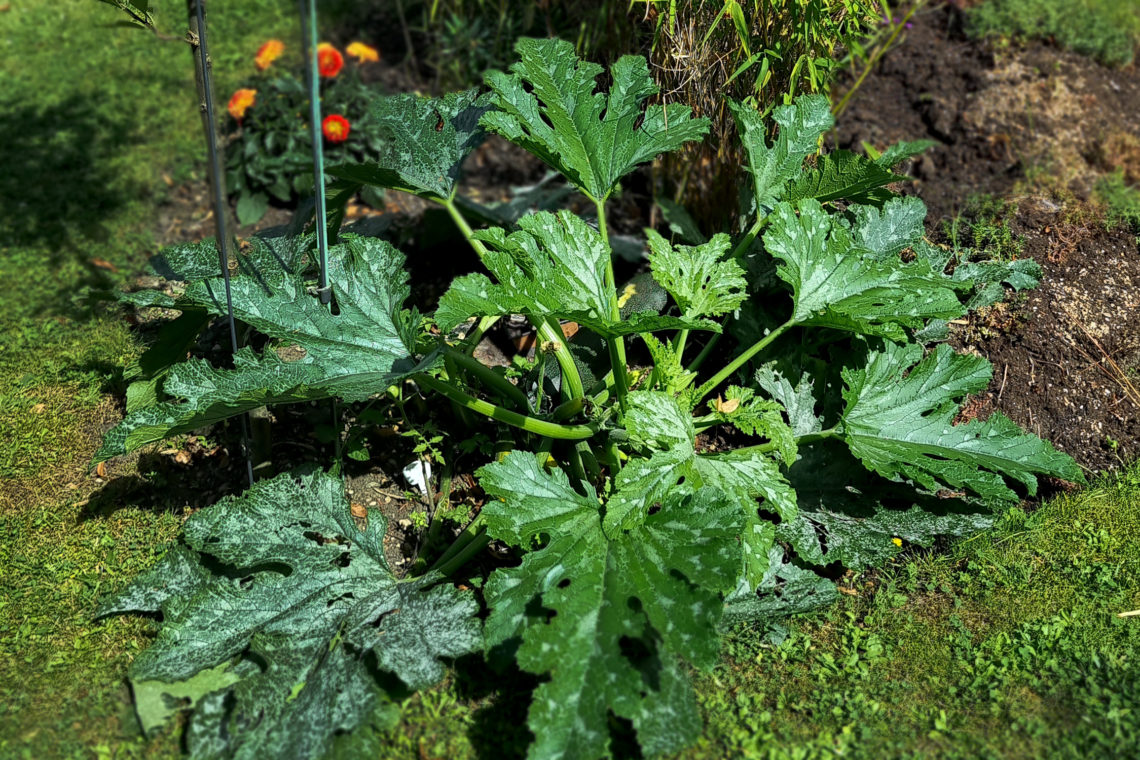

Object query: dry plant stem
[442,197,586,401]
[595,198,630,412]
[414,374,597,440]
[832,3,920,118]
[1068,318,1140,408]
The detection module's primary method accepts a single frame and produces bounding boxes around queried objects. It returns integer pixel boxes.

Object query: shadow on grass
[79,448,247,521]
[0,95,143,252]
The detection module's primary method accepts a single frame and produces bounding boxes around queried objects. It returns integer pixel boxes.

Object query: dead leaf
[350,502,368,530]
[30,403,45,414]
[712,396,740,414]
[95,462,107,478]
[174,450,192,465]
[162,173,174,186]
[91,258,119,273]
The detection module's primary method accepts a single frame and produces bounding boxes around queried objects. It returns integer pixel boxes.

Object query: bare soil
[836,4,1140,474]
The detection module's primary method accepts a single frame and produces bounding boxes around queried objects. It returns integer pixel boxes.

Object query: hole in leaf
[371,608,400,629]
[525,595,556,625]
[327,592,355,608]
[556,578,571,589]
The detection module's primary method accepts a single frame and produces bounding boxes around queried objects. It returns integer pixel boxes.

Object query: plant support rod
[299,0,331,304]
[188,0,254,486]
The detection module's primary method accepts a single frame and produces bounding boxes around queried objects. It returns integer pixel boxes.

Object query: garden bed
[836,4,1140,473]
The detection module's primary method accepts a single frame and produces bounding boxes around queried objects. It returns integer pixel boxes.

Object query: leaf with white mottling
[327,89,493,201]
[764,200,967,340]
[840,341,1085,503]
[97,236,434,461]
[479,452,741,760]
[98,470,481,760]
[647,231,747,320]
[435,211,712,338]
[731,95,833,212]
[482,38,708,201]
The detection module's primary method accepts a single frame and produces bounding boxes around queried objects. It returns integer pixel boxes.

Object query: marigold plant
[226,88,256,121]
[321,114,350,143]
[254,38,284,71]
[223,39,385,223]
[346,41,380,63]
[317,42,343,78]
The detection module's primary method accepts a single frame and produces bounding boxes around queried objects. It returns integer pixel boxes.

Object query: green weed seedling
[95,39,1082,760]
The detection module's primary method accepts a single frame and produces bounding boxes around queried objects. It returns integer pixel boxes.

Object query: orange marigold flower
[254,39,284,71]
[322,114,350,143]
[317,43,344,78]
[346,41,380,63]
[227,88,257,121]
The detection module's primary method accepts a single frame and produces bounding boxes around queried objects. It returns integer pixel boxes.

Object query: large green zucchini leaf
[96,235,434,460]
[481,38,709,201]
[97,469,480,759]
[478,452,741,760]
[841,341,1085,502]
[435,211,713,338]
[326,88,493,202]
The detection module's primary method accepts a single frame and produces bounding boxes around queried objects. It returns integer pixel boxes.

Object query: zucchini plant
[97,38,1082,760]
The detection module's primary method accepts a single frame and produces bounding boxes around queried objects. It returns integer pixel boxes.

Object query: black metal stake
[189,0,255,486]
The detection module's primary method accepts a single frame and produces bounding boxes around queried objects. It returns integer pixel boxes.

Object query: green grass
[0,0,294,482]
[1095,169,1140,233]
[0,1,295,756]
[967,0,1140,67]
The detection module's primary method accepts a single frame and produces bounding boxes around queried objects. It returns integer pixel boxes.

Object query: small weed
[1095,169,1140,233]
[944,193,1026,262]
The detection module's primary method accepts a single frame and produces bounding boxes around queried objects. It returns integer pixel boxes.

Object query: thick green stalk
[695,319,794,403]
[414,374,597,440]
[427,512,488,576]
[444,347,530,411]
[442,354,476,428]
[673,329,690,361]
[727,427,839,458]
[730,216,767,262]
[460,315,500,354]
[686,333,721,374]
[431,529,489,578]
[594,198,629,411]
[441,197,585,401]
